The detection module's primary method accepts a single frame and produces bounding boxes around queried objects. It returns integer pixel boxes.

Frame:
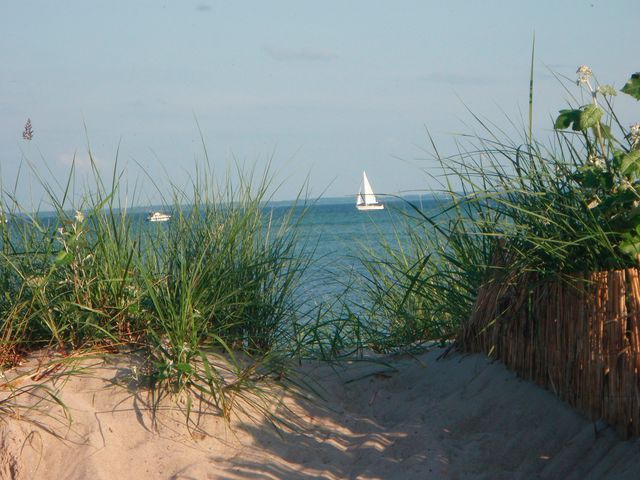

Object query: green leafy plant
[554,68,640,262]
[353,67,640,352]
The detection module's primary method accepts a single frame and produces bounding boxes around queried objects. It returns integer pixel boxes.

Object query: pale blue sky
[1,1,638,205]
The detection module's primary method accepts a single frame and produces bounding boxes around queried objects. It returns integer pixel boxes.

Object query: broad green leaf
[554,109,581,130]
[575,168,609,189]
[620,150,640,176]
[578,104,603,130]
[554,106,601,131]
[619,236,640,257]
[621,73,640,101]
[595,190,634,220]
[611,149,626,170]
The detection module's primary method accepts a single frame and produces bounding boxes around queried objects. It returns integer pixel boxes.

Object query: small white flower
[630,123,640,148]
[597,85,617,97]
[587,153,606,170]
[576,65,593,85]
[74,210,85,223]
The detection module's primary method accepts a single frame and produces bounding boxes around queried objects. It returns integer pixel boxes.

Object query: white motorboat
[146,211,171,222]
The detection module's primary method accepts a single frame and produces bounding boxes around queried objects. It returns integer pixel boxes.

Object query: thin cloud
[195,3,211,12]
[418,72,490,86]
[263,45,337,62]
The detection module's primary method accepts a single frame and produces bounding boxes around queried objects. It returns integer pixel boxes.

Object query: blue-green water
[274,198,432,302]
[3,196,440,303]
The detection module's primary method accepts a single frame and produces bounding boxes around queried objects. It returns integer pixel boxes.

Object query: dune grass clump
[0,158,311,421]
[355,67,640,350]
[354,197,492,352]
[0,163,144,362]
[139,164,311,419]
[287,290,370,361]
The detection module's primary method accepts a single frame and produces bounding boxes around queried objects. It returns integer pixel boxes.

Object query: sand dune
[2,349,640,479]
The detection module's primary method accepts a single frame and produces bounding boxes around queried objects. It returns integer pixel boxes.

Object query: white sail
[356,171,384,211]
[362,171,378,205]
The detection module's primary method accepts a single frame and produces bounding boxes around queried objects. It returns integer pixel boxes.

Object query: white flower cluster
[630,123,640,149]
[577,65,593,85]
[596,84,617,97]
[587,153,606,170]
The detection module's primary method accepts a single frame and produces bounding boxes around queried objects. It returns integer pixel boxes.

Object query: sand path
[1,350,639,479]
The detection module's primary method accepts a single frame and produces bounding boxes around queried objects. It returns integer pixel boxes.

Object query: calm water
[4,196,441,304]
[272,198,437,302]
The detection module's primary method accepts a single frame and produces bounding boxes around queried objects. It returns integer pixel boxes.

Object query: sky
[1,1,639,207]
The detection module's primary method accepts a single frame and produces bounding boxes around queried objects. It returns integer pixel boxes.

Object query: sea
[270,196,437,303]
[5,195,442,307]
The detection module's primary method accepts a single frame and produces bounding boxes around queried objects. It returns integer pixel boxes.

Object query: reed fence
[459,256,640,439]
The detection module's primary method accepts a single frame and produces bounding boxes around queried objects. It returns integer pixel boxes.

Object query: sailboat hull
[356,203,384,211]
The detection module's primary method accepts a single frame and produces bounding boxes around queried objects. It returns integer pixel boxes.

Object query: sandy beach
[1,349,639,479]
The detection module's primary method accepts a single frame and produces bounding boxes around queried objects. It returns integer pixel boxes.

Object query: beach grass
[352,66,640,352]
[0,156,313,421]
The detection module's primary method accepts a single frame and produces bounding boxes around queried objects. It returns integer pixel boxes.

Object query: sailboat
[356,171,384,211]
